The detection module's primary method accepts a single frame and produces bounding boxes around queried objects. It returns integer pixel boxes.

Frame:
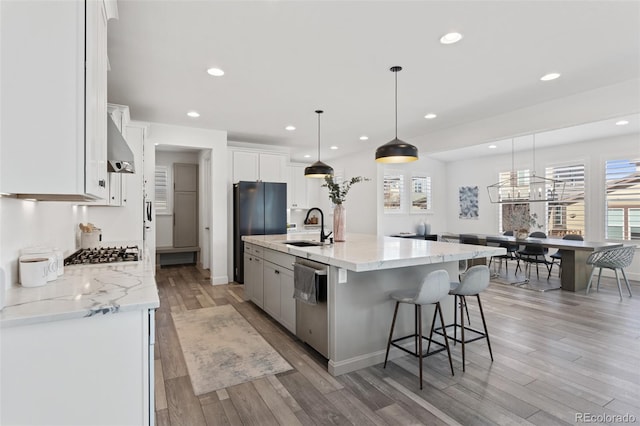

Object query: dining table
[441,233,623,292]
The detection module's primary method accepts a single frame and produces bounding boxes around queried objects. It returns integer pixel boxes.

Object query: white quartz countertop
[0,261,159,328]
[243,233,506,272]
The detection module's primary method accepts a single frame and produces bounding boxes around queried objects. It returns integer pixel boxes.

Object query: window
[155,165,170,214]
[605,159,640,240]
[545,164,585,238]
[383,171,403,212]
[411,175,432,213]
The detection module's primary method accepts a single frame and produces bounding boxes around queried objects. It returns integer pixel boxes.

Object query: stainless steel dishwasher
[294,258,328,358]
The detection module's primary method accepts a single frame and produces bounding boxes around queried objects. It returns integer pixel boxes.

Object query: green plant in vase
[322,176,370,241]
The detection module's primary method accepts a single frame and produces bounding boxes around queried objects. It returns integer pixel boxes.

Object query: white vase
[333,204,346,242]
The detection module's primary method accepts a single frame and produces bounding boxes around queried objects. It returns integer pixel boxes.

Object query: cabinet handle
[275,270,280,274]
[98,179,106,187]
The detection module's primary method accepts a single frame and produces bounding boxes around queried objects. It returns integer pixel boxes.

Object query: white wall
[146,123,228,285]
[154,150,200,248]
[445,133,640,279]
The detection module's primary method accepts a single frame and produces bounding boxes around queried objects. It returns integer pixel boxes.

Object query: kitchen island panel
[327,262,457,376]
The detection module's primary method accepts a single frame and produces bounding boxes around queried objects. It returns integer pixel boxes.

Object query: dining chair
[488,231,521,274]
[586,245,636,300]
[516,231,552,280]
[548,234,584,278]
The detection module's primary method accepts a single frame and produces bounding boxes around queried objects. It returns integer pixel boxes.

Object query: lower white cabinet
[263,261,281,319]
[243,244,296,333]
[1,309,153,425]
[279,267,296,333]
[249,256,264,308]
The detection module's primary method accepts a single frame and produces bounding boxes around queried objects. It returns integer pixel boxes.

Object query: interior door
[173,163,198,248]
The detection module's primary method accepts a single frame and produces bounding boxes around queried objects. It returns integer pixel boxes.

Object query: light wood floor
[154,264,640,426]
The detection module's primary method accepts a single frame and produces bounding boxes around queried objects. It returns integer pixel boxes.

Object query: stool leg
[414,304,419,353]
[460,295,466,372]
[418,304,423,389]
[384,302,399,368]
[426,304,438,356]
[621,268,633,297]
[477,294,493,362]
[463,297,471,326]
[452,295,458,344]
[436,302,454,376]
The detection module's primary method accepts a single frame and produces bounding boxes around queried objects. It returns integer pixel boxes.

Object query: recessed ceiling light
[330,146,338,150]
[488,144,497,149]
[540,72,561,81]
[616,120,629,126]
[440,32,463,45]
[187,111,200,118]
[424,113,437,119]
[285,125,296,131]
[207,67,225,77]
[359,136,369,141]
[303,154,311,158]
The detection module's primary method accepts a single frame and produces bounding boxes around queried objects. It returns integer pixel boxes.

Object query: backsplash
[0,198,88,286]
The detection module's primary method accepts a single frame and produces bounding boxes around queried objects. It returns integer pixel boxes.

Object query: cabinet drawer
[244,243,255,255]
[263,249,295,271]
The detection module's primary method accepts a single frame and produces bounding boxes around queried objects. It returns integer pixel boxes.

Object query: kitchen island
[242,233,505,375]
[0,260,159,426]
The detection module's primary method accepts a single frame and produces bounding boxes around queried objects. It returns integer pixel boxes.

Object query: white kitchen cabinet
[0,0,110,200]
[279,267,296,333]
[231,150,287,183]
[250,256,264,308]
[259,153,287,182]
[263,261,281,319]
[287,164,309,209]
[1,309,153,425]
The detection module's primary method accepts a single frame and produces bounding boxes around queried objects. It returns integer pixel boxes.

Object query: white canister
[19,257,49,287]
[81,229,102,249]
[21,248,57,281]
[52,248,64,276]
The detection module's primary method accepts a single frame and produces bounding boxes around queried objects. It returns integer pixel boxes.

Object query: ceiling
[107,1,640,163]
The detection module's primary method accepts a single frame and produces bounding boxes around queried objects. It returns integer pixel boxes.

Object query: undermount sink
[282,240,324,247]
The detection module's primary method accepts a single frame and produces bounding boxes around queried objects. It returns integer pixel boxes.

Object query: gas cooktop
[64,246,139,265]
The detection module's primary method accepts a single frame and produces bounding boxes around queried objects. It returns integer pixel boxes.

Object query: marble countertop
[1,260,159,328]
[243,233,506,272]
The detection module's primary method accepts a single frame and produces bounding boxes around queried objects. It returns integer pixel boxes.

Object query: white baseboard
[212,275,229,285]
[328,343,415,376]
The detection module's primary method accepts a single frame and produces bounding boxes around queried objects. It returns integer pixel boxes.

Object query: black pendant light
[305,110,334,178]
[375,66,419,163]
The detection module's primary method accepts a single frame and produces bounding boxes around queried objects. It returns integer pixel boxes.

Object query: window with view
[497,169,534,232]
[605,159,640,240]
[383,171,403,212]
[155,166,170,214]
[545,164,585,238]
[410,175,432,213]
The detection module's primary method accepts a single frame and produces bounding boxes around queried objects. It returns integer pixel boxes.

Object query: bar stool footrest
[433,324,487,344]
[390,334,448,358]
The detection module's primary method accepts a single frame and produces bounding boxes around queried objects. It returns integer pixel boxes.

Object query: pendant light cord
[532,134,536,176]
[394,70,398,139]
[317,112,321,161]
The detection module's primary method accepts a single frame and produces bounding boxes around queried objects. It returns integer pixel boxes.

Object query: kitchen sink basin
[282,240,324,247]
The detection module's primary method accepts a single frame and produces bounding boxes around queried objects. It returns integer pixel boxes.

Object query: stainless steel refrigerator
[233,181,287,283]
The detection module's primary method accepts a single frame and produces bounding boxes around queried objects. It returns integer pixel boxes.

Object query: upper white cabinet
[287,164,309,209]
[0,0,111,200]
[231,150,287,183]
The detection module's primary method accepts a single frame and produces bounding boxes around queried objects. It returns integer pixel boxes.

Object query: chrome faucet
[304,207,332,243]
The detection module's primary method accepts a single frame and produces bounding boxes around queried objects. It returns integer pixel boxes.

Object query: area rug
[171,305,292,395]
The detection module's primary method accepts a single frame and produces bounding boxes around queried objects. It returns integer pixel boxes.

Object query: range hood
[107,113,135,173]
